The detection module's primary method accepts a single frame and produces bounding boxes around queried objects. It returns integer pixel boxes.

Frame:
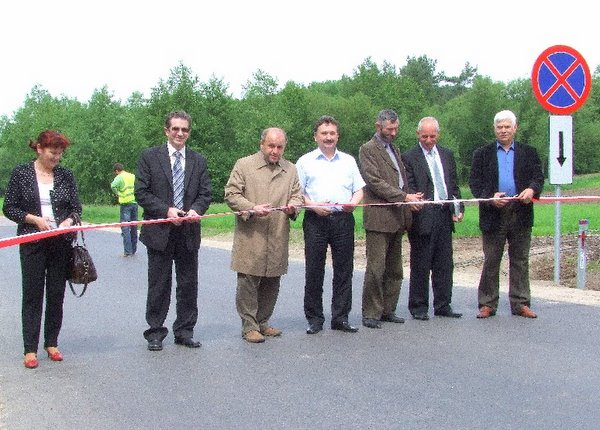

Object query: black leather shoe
[148,339,163,351]
[331,321,359,333]
[362,318,382,329]
[434,308,463,318]
[174,337,202,348]
[381,313,405,323]
[412,313,430,321]
[306,324,323,335]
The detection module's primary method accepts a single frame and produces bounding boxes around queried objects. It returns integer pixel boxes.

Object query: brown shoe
[514,305,537,319]
[243,330,265,343]
[476,306,495,319]
[260,326,282,337]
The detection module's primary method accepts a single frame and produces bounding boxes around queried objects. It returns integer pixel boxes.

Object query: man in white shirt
[296,115,365,335]
[401,117,464,321]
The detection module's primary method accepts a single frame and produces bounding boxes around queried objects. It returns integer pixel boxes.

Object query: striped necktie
[172,151,184,209]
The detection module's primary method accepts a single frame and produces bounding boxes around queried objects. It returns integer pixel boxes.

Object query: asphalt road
[1,223,599,429]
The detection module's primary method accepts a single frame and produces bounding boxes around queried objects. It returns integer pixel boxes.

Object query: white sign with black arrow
[548,115,573,185]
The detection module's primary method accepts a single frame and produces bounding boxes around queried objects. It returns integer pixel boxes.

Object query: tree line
[1,56,599,204]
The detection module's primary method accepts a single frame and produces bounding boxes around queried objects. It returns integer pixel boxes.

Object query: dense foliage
[1,57,599,203]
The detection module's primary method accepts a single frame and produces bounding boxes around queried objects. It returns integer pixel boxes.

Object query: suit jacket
[358,136,412,233]
[135,144,212,252]
[469,141,544,233]
[3,161,82,239]
[402,144,462,235]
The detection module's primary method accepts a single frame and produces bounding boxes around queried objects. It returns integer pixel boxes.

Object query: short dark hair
[113,163,124,172]
[164,111,192,129]
[313,115,339,134]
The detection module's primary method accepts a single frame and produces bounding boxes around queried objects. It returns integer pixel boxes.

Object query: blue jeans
[120,203,138,255]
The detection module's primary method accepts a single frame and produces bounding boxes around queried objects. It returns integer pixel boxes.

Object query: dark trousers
[119,203,138,255]
[144,226,199,342]
[236,273,280,335]
[303,211,355,326]
[19,237,71,354]
[408,207,454,315]
[362,229,404,320]
[478,207,532,313]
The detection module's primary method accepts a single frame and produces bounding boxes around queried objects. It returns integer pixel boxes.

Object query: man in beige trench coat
[224,127,304,343]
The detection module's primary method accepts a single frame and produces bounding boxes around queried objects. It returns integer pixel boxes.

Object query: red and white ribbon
[2,195,598,249]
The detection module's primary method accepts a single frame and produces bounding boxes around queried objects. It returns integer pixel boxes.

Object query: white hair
[494,110,517,126]
[417,116,440,133]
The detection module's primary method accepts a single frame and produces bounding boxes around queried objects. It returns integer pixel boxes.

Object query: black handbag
[68,214,97,297]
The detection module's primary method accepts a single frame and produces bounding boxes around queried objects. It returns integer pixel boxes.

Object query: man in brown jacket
[358,109,422,329]
[224,128,304,343]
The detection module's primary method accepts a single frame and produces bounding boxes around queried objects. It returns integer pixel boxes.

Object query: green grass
[75,195,599,241]
[545,172,600,192]
[2,173,598,239]
[454,201,600,237]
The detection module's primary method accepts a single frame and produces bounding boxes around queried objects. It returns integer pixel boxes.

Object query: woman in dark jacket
[3,130,82,369]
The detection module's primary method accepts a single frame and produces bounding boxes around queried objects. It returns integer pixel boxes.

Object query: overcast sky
[1,0,596,118]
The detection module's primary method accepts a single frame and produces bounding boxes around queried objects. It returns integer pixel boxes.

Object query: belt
[306,210,349,218]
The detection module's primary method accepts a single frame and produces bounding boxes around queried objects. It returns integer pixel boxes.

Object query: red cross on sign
[531,45,591,115]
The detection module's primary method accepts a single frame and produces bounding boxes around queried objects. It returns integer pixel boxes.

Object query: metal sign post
[554,187,561,283]
[531,45,591,285]
[548,116,573,283]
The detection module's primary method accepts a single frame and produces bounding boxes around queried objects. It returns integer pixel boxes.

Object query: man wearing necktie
[402,116,464,321]
[135,111,212,351]
[358,109,422,329]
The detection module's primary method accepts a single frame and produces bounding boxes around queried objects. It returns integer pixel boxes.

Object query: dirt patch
[281,234,600,291]
[201,226,600,305]
[529,235,600,290]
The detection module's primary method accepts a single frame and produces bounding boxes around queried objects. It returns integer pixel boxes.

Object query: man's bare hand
[252,203,273,217]
[452,213,464,223]
[491,192,510,207]
[406,192,424,211]
[341,203,357,213]
[167,207,185,225]
[517,188,535,204]
[311,203,333,216]
[184,209,200,222]
[282,205,296,216]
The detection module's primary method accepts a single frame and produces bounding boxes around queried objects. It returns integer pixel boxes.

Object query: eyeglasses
[169,127,190,133]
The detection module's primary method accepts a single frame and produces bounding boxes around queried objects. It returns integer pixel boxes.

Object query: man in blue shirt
[296,115,365,334]
[469,110,544,319]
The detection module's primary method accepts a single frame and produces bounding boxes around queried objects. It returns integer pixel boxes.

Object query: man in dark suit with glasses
[135,111,212,351]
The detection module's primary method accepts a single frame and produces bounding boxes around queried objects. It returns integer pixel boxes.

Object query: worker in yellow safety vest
[111,163,138,256]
